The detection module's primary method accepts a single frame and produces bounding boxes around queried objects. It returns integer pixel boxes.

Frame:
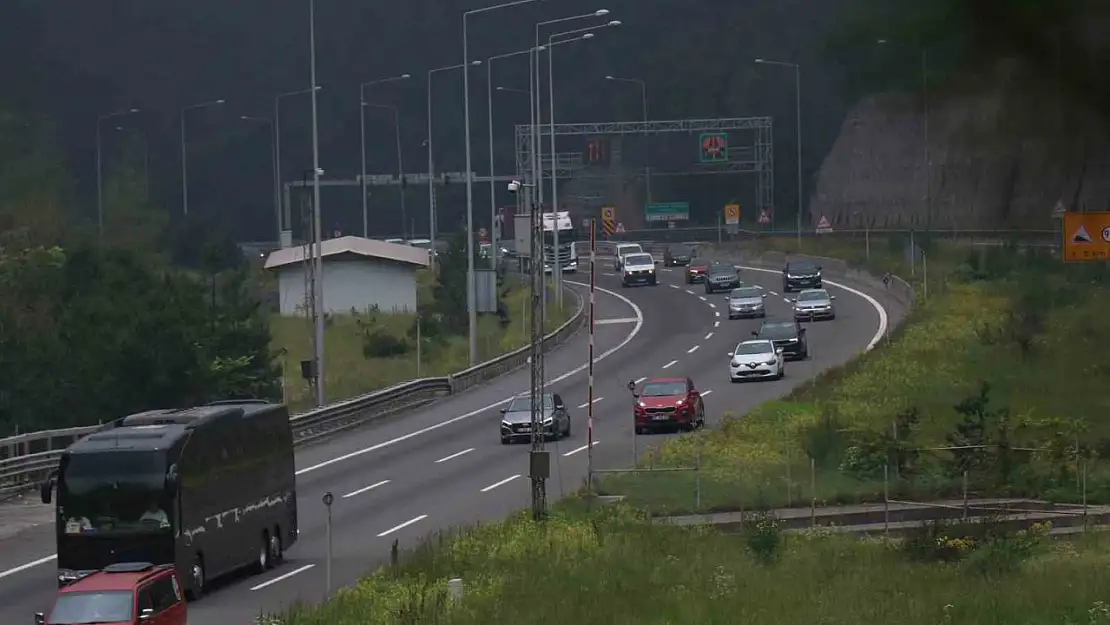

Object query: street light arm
[466,0,545,17]
[754,58,798,68]
[549,21,619,41]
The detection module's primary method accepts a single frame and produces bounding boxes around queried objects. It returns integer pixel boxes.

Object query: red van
[37,562,187,625]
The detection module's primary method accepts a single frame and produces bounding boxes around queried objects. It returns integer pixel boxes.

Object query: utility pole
[528,191,548,522]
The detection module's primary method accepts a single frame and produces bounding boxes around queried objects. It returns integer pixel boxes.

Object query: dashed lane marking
[663,359,678,369]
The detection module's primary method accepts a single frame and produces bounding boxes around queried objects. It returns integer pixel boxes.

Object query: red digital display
[587,138,609,165]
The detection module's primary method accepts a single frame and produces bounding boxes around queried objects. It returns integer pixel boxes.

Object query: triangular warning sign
[817,216,831,228]
[1072,225,1093,243]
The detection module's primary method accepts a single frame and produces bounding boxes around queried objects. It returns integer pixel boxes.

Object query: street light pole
[96,108,139,245]
[309,0,326,408]
[364,104,408,239]
[180,99,225,217]
[755,58,801,245]
[464,0,547,367]
[275,86,321,242]
[359,74,410,238]
[427,62,482,269]
[604,75,650,203]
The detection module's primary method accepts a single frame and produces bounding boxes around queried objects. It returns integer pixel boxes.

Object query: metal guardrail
[0,286,587,500]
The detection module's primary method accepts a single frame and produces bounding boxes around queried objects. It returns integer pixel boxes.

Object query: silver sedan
[791,288,836,321]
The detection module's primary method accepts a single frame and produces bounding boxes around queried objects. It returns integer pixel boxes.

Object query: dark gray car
[704,262,740,293]
[499,393,570,444]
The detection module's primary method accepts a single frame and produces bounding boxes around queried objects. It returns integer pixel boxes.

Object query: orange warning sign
[1062,212,1110,263]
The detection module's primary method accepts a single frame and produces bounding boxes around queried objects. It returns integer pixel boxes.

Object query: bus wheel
[186,556,205,600]
[268,530,283,568]
[255,532,271,574]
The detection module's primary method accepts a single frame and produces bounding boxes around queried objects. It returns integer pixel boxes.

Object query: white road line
[634,376,647,384]
[714,321,720,328]
[577,397,604,409]
[0,555,56,581]
[769,290,779,296]
[595,317,638,325]
[293,281,642,476]
[698,295,707,301]
[603,272,615,277]
[708,303,716,308]
[783,298,792,303]
[714,311,720,317]
[685,289,695,295]
[342,479,391,498]
[250,564,316,591]
[663,359,678,369]
[702,389,714,396]
[480,474,521,492]
[669,284,680,289]
[705,332,713,340]
[378,514,429,537]
[687,345,700,354]
[434,448,474,464]
[564,441,598,456]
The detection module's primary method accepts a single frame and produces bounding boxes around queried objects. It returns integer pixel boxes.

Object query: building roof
[264,236,429,270]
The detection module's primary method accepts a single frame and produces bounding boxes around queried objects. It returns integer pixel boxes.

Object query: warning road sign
[1052,200,1067,219]
[601,206,614,221]
[758,209,770,225]
[1063,212,1110,263]
[816,215,833,234]
[724,203,740,225]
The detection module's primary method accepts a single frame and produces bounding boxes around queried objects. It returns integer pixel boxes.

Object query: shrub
[742,509,782,565]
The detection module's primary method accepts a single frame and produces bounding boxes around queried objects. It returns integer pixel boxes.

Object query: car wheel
[186,556,205,600]
[635,426,645,435]
[500,436,510,445]
[777,366,785,380]
[730,377,739,383]
[254,532,270,574]
[270,528,284,566]
[565,420,571,438]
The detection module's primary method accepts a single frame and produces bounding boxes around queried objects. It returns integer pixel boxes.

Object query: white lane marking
[595,317,638,325]
[702,389,714,396]
[342,479,391,498]
[698,295,707,301]
[663,359,678,369]
[250,564,316,591]
[435,448,474,464]
[783,298,792,304]
[0,555,56,581]
[769,290,779,296]
[378,514,429,537]
[603,272,615,277]
[738,266,888,350]
[669,284,680,289]
[634,376,647,384]
[708,303,716,308]
[577,397,604,409]
[294,281,642,476]
[685,289,695,295]
[705,332,713,340]
[564,441,599,456]
[480,474,521,492]
[714,321,720,328]
[687,345,700,354]
[714,311,720,317]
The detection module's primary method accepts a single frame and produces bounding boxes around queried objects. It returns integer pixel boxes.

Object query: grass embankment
[599,237,1110,513]
[272,503,1110,625]
[272,271,572,412]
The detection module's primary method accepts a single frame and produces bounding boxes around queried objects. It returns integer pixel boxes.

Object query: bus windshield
[59,451,173,536]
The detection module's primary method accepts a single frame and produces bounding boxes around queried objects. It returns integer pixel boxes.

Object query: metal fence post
[1083,458,1088,532]
[694,448,701,513]
[810,457,816,528]
[322,491,333,595]
[883,463,889,535]
[961,470,969,520]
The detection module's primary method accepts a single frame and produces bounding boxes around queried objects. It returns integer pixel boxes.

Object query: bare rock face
[810,68,1110,231]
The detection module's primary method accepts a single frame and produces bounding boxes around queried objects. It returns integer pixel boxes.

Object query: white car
[728,339,785,382]
[613,243,644,271]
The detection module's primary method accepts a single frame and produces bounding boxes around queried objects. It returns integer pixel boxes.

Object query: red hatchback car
[631,377,706,434]
[37,562,186,625]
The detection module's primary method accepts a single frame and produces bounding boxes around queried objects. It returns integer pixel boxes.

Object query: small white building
[264,236,429,315]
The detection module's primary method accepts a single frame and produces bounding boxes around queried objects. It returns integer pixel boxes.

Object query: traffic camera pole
[587,219,596,495]
[529,198,548,522]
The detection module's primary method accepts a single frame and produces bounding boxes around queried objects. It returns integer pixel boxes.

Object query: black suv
[782,260,822,292]
[704,262,740,293]
[751,318,808,360]
[663,244,694,266]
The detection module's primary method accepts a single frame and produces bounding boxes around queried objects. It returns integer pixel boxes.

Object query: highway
[0,257,902,624]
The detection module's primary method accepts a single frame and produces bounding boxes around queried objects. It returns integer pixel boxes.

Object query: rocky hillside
[809,63,1110,231]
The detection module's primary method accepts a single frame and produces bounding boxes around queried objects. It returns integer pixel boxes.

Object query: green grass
[269,503,1110,625]
[271,271,573,412]
[596,240,1110,513]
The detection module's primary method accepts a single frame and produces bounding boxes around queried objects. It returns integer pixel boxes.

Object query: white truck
[542,211,577,274]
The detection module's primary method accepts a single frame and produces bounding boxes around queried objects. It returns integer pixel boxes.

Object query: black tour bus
[41,400,298,599]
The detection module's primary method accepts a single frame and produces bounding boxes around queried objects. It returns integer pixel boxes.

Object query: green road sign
[699,132,728,163]
[645,202,690,222]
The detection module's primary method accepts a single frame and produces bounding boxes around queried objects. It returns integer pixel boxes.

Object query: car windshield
[506,395,554,412]
[624,254,653,267]
[618,245,643,256]
[668,245,691,255]
[640,381,686,396]
[49,590,134,624]
[59,450,173,534]
[786,262,818,274]
[730,287,762,299]
[734,342,774,356]
[709,264,734,275]
[758,322,798,340]
[798,290,829,301]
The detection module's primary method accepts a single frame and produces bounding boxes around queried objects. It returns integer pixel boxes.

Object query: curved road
[0,259,894,624]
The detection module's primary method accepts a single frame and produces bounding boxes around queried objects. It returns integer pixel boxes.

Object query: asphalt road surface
[0,260,902,624]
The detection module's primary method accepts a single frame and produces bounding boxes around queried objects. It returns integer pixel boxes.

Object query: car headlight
[501,421,511,428]
[637,401,646,408]
[542,417,553,425]
[764,359,777,365]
